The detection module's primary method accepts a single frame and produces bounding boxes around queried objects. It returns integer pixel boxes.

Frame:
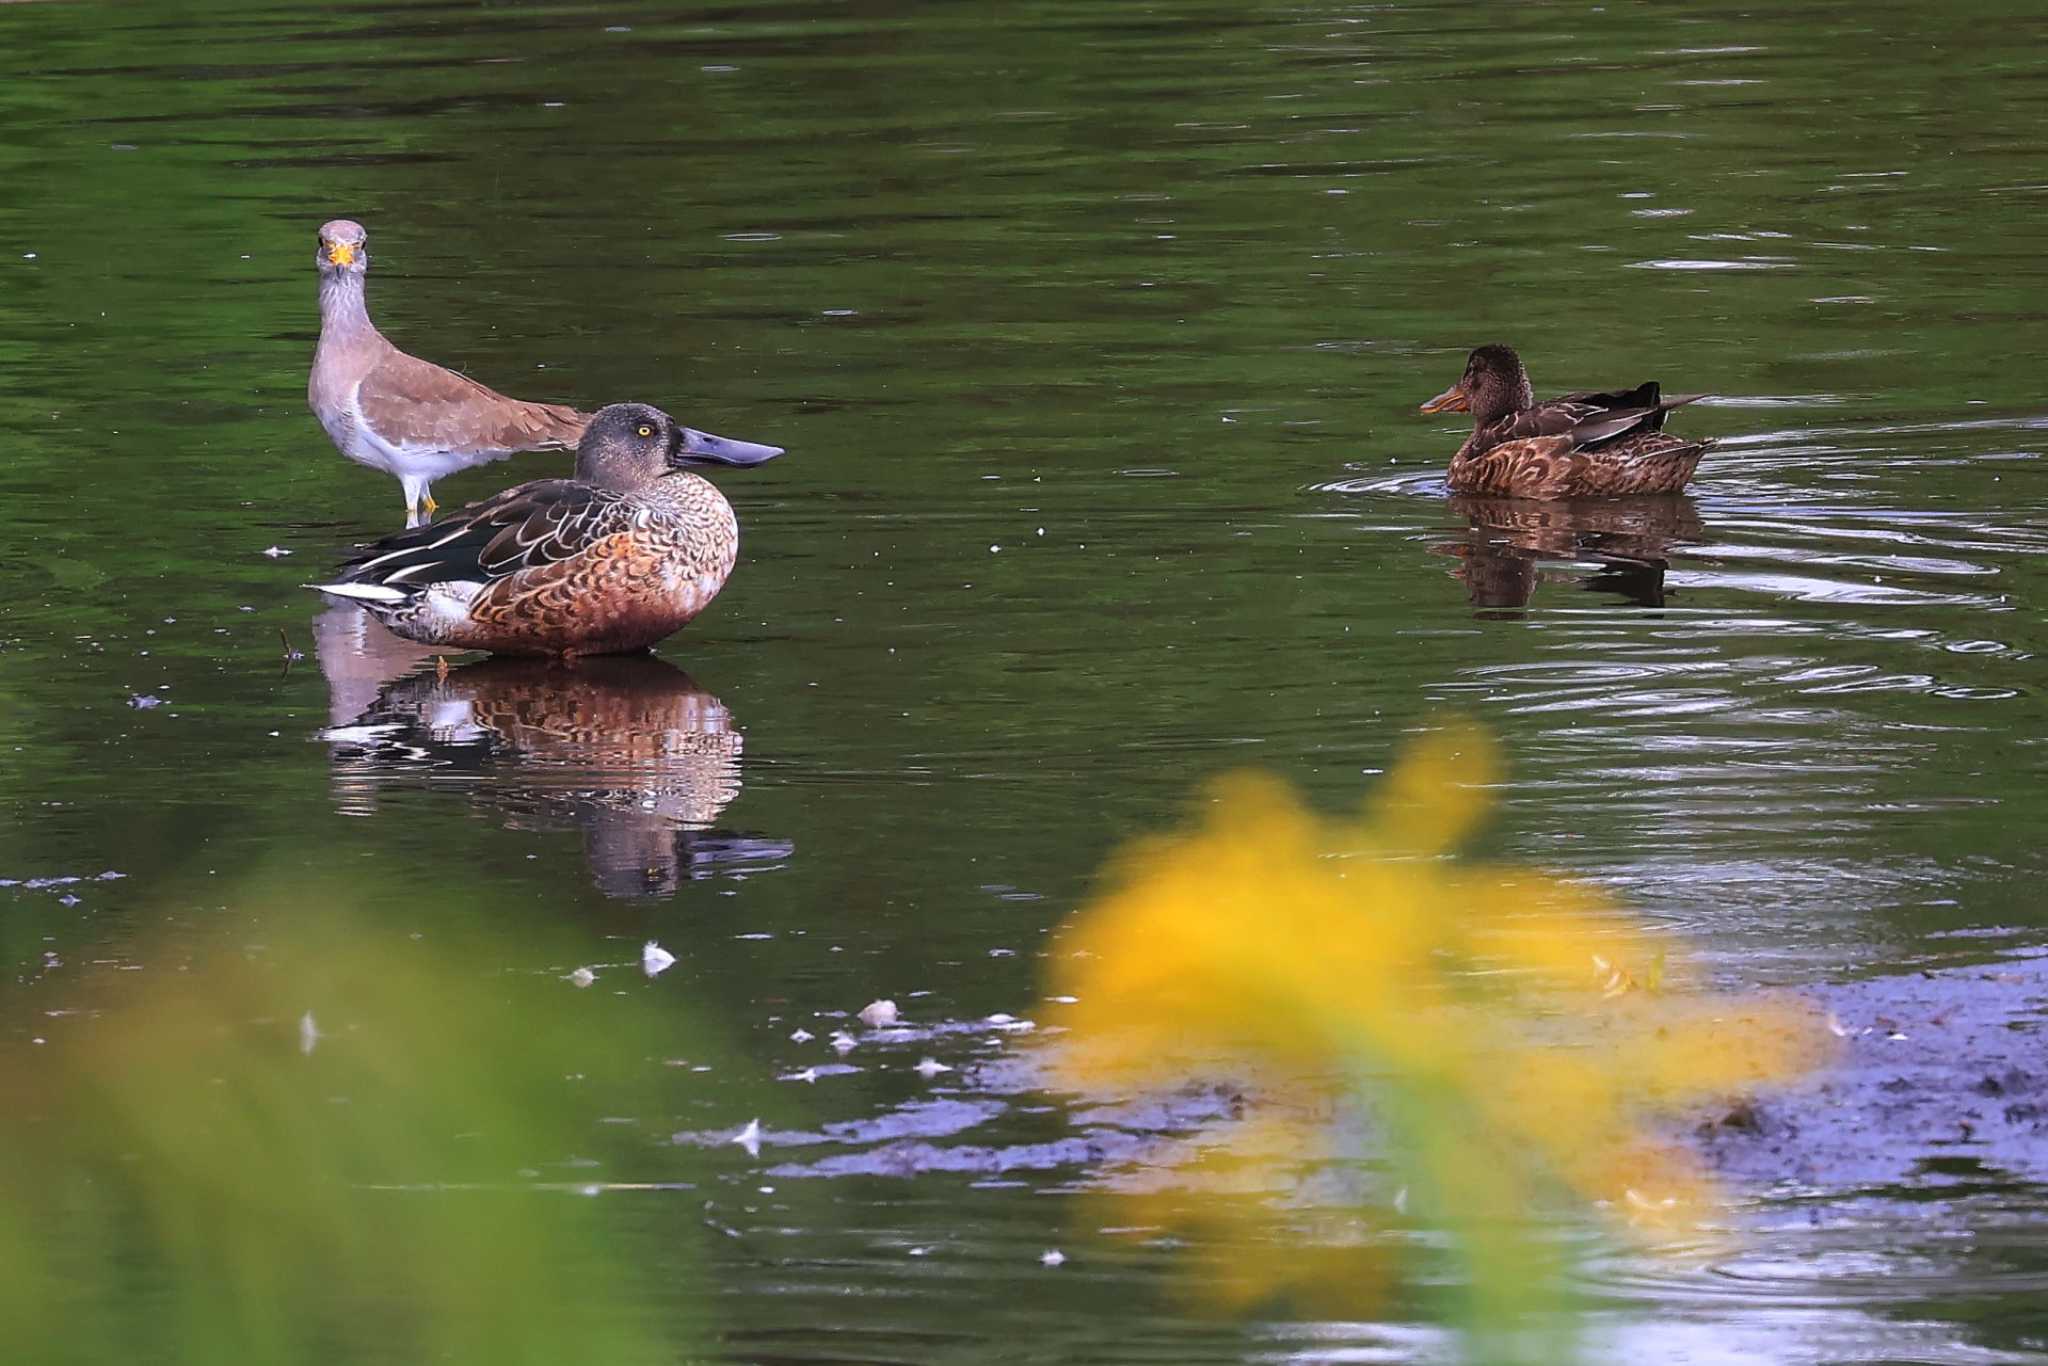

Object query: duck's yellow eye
[636,424,654,438]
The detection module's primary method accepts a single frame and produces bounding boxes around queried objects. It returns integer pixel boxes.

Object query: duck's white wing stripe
[347,522,477,578]
[306,582,408,605]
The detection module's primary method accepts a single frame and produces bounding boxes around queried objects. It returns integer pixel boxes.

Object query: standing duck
[308,219,592,525]
[310,402,783,658]
[1419,344,1711,498]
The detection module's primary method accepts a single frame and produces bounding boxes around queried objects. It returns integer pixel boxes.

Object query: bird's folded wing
[357,351,590,457]
[341,480,635,589]
[1497,401,1602,442]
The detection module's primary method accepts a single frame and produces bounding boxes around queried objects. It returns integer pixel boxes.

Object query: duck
[1419,343,1711,498]
[309,402,783,658]
[308,218,593,526]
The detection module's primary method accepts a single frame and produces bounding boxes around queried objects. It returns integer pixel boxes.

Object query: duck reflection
[1438,495,1705,613]
[313,606,792,898]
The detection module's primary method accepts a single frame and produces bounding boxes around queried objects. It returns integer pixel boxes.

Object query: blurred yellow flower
[1045,722,1827,1334]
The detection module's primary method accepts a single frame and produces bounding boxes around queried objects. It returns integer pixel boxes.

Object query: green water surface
[3,1,2047,1361]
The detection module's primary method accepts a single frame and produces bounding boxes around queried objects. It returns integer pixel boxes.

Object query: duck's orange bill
[1419,381,1470,415]
[327,242,356,266]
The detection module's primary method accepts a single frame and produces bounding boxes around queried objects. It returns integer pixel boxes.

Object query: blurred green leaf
[2,906,712,1366]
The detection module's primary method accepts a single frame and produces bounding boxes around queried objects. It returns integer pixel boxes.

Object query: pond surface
[3,0,2047,1360]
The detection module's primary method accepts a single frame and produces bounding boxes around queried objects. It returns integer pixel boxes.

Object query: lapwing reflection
[313,606,791,898]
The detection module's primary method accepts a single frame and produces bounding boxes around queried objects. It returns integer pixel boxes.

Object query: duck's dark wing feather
[340,480,638,589]
[1567,405,1670,447]
[1554,381,1662,411]
[1552,384,1706,437]
[1494,401,1602,441]
[1482,389,1708,456]
[1573,392,1706,447]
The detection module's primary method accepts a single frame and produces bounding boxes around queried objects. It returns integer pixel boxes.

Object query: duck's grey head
[1420,343,1536,426]
[316,219,369,276]
[576,402,785,491]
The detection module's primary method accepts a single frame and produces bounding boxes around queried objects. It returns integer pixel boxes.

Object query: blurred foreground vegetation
[1048,722,1830,1359]
[1,908,705,1366]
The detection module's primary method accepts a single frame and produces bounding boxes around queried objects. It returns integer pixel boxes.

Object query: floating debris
[299,1010,320,1056]
[127,694,165,709]
[642,941,676,978]
[789,1027,814,1044]
[732,1118,762,1157]
[1040,1249,1065,1267]
[262,545,293,558]
[829,1030,857,1055]
[858,998,899,1028]
[779,1067,819,1084]
[912,1057,953,1079]
[567,967,597,989]
[985,1013,1035,1034]
[0,871,125,891]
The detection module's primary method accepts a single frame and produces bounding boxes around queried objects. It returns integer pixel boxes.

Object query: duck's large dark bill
[679,428,785,466]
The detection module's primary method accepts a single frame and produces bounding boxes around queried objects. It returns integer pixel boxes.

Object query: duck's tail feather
[1641,438,1714,482]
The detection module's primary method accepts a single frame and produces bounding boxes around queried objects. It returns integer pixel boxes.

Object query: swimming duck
[1419,344,1710,498]
[309,218,592,526]
[310,402,783,657]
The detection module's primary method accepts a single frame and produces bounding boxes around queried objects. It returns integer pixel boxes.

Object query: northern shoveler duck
[310,219,593,526]
[1419,343,1711,498]
[310,402,783,657]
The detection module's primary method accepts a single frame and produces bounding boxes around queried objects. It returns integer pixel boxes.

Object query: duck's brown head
[577,402,785,492]
[316,219,369,275]
[1420,344,1535,425]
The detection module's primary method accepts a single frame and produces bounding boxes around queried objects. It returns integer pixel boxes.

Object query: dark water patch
[1689,948,2048,1190]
